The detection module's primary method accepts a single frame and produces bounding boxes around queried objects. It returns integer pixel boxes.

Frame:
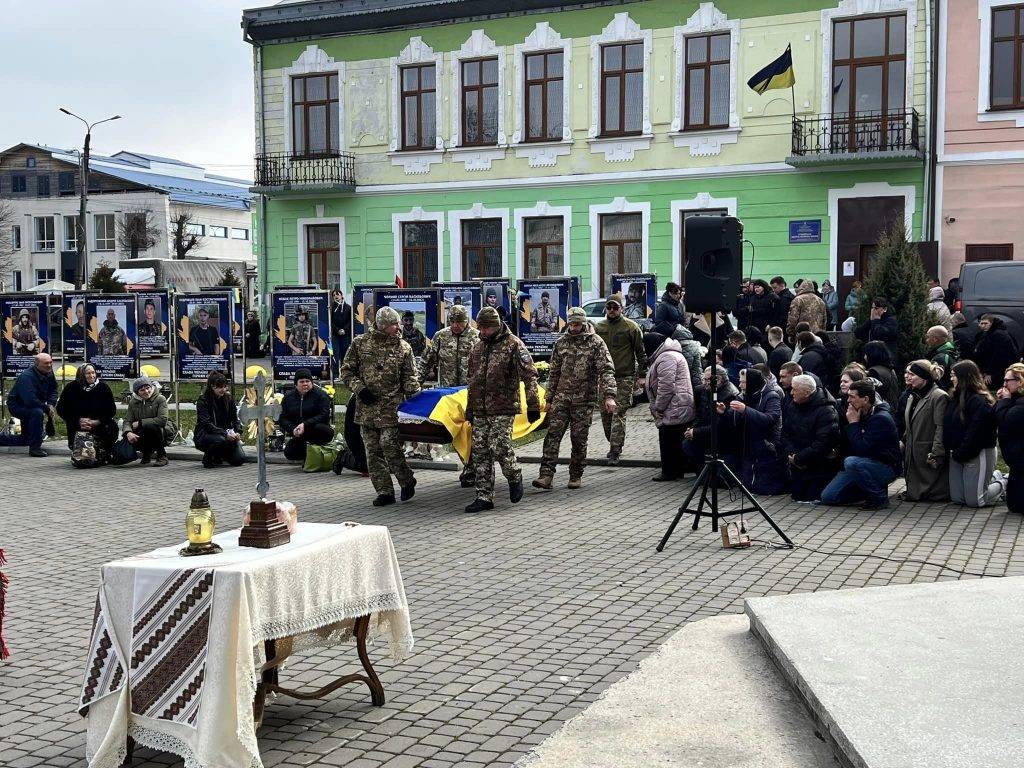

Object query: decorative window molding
[447,203,510,281]
[826,181,915,286]
[513,201,572,283]
[821,0,917,121]
[671,3,742,157]
[977,0,1024,126]
[588,13,653,161]
[282,45,346,158]
[296,217,347,287]
[391,207,446,282]
[451,30,507,170]
[513,22,573,167]
[587,197,650,298]
[390,37,445,174]
[669,194,738,286]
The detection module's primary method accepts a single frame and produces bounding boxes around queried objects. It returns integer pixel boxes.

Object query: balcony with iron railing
[787,108,923,166]
[252,152,356,193]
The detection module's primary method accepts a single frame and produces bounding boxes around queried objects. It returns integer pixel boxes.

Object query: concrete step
[745,578,1024,768]
[519,614,837,768]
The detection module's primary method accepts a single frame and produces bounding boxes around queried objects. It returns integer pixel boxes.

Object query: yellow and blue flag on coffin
[398,384,547,462]
[747,45,795,94]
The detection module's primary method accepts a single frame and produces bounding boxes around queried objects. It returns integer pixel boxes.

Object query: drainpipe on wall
[251,37,270,323]
[924,0,940,244]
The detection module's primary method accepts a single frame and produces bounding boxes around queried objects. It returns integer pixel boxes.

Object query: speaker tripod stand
[656,339,793,552]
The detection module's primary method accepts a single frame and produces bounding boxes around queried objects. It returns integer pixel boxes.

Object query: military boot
[509,474,524,503]
[532,474,553,490]
[567,477,582,489]
[465,498,495,513]
[373,494,396,507]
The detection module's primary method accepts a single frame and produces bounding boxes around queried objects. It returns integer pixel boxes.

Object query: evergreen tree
[218,267,242,287]
[852,217,932,365]
[87,262,126,293]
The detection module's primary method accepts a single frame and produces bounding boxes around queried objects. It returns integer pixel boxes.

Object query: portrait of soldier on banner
[188,304,222,355]
[138,298,162,338]
[95,305,129,355]
[11,307,42,356]
[622,281,648,321]
[529,289,559,333]
[285,304,320,356]
[393,301,428,357]
[67,300,87,342]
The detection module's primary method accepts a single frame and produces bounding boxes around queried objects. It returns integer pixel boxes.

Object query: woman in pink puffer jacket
[646,337,695,481]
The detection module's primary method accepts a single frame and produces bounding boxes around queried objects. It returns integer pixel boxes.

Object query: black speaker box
[683,215,743,314]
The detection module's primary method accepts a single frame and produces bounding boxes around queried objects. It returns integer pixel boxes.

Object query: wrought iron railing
[254,152,356,188]
[791,108,921,157]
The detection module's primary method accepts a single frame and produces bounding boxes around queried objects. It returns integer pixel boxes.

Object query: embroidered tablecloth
[80,522,413,768]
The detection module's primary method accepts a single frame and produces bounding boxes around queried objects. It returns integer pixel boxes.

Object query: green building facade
[244,0,932,308]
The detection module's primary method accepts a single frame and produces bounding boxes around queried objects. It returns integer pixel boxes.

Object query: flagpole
[788,45,796,121]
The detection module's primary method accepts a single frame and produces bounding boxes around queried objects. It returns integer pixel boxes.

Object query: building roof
[1,143,252,212]
[242,0,625,43]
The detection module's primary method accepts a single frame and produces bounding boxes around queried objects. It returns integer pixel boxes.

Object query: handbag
[303,443,338,473]
[71,432,101,469]
[110,436,139,466]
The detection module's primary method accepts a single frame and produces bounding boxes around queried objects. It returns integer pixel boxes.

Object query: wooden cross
[238,372,281,500]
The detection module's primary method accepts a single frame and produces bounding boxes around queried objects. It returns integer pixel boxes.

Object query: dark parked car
[955,261,1024,351]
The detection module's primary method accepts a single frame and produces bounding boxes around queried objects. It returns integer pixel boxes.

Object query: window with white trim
[461,219,502,279]
[11,225,21,250]
[35,269,55,286]
[401,63,437,151]
[94,214,115,251]
[12,270,22,291]
[524,217,564,278]
[684,32,730,130]
[185,223,205,236]
[599,214,642,294]
[291,73,341,157]
[991,4,1024,110]
[64,215,80,251]
[401,221,438,288]
[33,216,55,251]
[524,51,564,142]
[230,227,249,240]
[209,226,228,238]
[600,42,644,137]
[461,58,499,146]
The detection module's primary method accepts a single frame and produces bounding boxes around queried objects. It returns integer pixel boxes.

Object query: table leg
[354,614,385,707]
[121,736,136,766]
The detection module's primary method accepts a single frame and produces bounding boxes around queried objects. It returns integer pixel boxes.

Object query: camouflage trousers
[360,425,414,497]
[472,415,519,502]
[601,375,635,452]
[540,404,594,480]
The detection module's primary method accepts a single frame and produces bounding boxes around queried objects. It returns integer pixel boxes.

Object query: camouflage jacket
[288,321,318,354]
[531,304,558,332]
[786,284,827,336]
[419,326,480,387]
[98,325,127,355]
[340,329,420,426]
[594,315,647,378]
[466,323,540,417]
[547,323,617,408]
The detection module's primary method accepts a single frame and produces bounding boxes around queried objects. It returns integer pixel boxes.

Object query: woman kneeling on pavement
[194,370,245,468]
[124,375,175,466]
[57,363,118,461]
[995,363,1024,514]
[899,360,949,502]
[945,360,1005,507]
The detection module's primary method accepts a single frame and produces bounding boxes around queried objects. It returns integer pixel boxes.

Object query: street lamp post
[59,108,121,288]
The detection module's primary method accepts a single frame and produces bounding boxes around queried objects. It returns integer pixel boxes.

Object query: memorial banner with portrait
[62,290,89,359]
[476,278,513,329]
[433,281,482,326]
[85,294,138,380]
[516,278,569,357]
[131,289,170,356]
[371,288,441,359]
[610,273,657,321]
[0,293,49,376]
[270,289,330,381]
[174,293,232,381]
[202,286,243,354]
[352,282,395,339]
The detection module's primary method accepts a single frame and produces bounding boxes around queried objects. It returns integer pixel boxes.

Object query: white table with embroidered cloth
[79,522,414,768]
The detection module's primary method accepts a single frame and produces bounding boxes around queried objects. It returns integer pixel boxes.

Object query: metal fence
[791,108,921,157]
[254,152,356,188]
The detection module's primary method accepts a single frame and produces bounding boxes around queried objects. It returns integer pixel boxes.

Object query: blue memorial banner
[433,281,482,326]
[270,289,330,381]
[200,286,243,354]
[352,282,395,338]
[62,290,89,359]
[85,294,138,380]
[1,293,49,376]
[476,278,512,328]
[516,278,570,357]
[789,219,822,244]
[611,273,657,320]
[132,288,170,356]
[175,293,232,381]
[372,288,441,358]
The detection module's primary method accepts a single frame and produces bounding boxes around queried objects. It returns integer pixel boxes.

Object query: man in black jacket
[279,368,335,461]
[782,374,840,501]
[794,331,832,383]
[652,282,685,337]
[854,297,900,368]
[330,290,352,378]
[950,312,977,362]
[974,314,1020,387]
[769,276,795,333]
[767,326,792,378]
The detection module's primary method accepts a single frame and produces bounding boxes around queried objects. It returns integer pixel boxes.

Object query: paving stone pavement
[2,417,1024,768]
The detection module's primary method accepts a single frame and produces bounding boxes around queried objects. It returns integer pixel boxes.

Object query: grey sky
[0,0,257,179]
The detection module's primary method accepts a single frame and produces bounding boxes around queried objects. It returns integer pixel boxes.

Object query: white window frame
[513,22,574,168]
[35,268,56,287]
[390,37,445,175]
[64,214,80,252]
[514,202,572,283]
[296,217,347,288]
[670,193,738,287]
[588,13,654,162]
[977,0,1024,125]
[209,226,228,238]
[447,203,510,281]
[589,198,650,299]
[230,227,249,240]
[185,223,205,236]
[11,224,21,251]
[821,0,917,123]
[94,213,115,251]
[450,30,507,171]
[672,3,742,157]
[12,270,22,291]
[282,45,347,158]
[33,216,55,252]
[391,207,446,283]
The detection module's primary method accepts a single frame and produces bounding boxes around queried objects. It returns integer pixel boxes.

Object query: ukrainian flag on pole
[747,45,795,94]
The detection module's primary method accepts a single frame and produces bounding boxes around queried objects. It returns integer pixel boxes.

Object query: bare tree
[0,200,16,288]
[170,209,206,259]
[116,207,159,259]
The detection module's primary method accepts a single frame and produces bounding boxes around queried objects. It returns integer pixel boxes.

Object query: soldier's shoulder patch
[519,348,533,366]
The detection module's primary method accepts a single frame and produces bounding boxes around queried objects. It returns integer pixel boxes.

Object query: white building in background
[0,143,253,290]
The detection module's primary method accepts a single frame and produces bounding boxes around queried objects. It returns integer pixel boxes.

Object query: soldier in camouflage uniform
[594,293,647,464]
[419,303,480,486]
[286,308,319,355]
[530,292,558,332]
[464,306,541,513]
[534,307,617,490]
[340,306,421,506]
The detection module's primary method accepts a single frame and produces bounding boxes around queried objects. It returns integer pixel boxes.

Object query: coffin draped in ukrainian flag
[398,384,547,463]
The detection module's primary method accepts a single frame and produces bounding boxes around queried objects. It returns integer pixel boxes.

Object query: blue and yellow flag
[747,45,795,94]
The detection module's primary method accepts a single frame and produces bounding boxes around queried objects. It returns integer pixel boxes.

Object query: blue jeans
[0,406,44,450]
[821,456,896,506]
